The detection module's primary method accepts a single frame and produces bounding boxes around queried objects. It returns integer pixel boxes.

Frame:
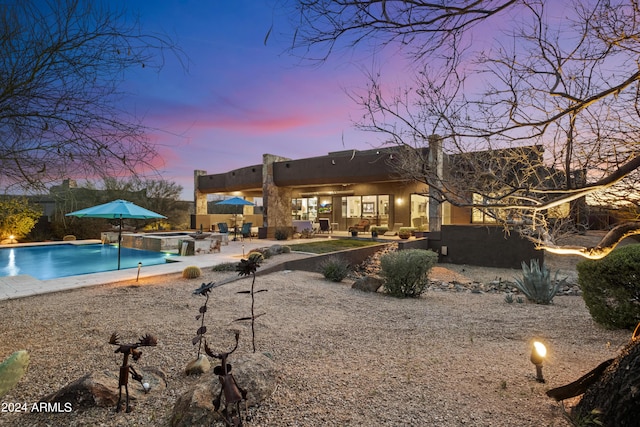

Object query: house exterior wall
[428,225,543,268]
[193,148,464,236]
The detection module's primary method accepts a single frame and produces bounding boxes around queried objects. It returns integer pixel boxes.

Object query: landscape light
[530,341,547,383]
[136,262,142,282]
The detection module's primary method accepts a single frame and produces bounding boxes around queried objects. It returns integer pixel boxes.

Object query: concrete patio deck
[0,231,392,301]
[0,237,301,301]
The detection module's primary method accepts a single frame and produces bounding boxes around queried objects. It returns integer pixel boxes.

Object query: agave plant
[513,259,565,305]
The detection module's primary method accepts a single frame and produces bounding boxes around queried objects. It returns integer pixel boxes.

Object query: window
[342,195,389,220]
[291,197,318,221]
[472,193,497,223]
[410,194,429,228]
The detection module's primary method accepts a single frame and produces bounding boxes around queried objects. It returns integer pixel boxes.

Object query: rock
[171,352,277,427]
[0,350,29,398]
[352,276,383,293]
[185,354,211,375]
[267,244,283,257]
[41,367,167,410]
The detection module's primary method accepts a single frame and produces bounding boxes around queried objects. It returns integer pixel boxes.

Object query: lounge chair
[240,222,253,241]
[318,219,331,233]
[384,223,403,236]
[348,219,371,233]
[217,222,229,233]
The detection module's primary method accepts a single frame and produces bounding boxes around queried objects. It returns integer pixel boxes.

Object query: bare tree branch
[287,0,640,259]
[0,0,185,193]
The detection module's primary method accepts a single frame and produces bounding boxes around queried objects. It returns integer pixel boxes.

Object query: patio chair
[240,222,253,241]
[318,219,331,233]
[217,222,229,234]
[348,219,371,233]
[384,223,403,236]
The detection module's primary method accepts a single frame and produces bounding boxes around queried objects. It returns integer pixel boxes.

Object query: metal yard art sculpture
[235,254,265,353]
[205,332,247,427]
[192,282,215,359]
[109,333,157,413]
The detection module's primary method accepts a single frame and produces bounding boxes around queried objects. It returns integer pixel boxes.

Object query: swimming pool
[0,243,176,280]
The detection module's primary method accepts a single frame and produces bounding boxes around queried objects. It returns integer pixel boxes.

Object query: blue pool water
[0,244,176,280]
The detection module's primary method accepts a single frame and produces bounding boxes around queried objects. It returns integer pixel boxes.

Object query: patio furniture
[240,222,253,241]
[348,219,371,233]
[217,222,229,233]
[384,223,403,236]
[318,219,331,233]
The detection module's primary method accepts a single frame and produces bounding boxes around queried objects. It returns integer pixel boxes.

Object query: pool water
[0,244,176,280]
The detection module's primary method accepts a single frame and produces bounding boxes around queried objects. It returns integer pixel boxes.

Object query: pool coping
[0,238,298,301]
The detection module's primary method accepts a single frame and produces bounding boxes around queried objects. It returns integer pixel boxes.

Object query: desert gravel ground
[0,242,634,427]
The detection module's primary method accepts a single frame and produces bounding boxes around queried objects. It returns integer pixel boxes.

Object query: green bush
[380,249,438,298]
[274,227,290,240]
[212,262,236,272]
[513,259,564,305]
[319,256,350,282]
[578,244,640,330]
[370,226,389,234]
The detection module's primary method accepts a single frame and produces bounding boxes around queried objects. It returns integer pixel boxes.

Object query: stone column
[262,154,292,238]
[428,135,443,233]
[194,170,208,215]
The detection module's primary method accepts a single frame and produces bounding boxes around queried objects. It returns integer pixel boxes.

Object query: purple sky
[118,1,399,200]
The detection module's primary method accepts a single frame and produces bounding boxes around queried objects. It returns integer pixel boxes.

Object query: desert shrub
[513,259,564,305]
[319,256,350,282]
[380,249,438,298]
[370,226,389,234]
[281,245,291,254]
[274,227,289,240]
[397,227,414,238]
[182,265,202,279]
[212,262,236,272]
[578,244,640,329]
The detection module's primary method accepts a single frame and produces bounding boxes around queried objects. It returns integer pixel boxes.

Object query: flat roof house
[193,145,466,234]
[193,144,570,268]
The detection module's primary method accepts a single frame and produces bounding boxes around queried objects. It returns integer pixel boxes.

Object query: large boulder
[352,276,383,293]
[185,354,211,375]
[40,367,166,410]
[171,352,277,427]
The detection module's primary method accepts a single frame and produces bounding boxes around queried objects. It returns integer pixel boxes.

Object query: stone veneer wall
[194,170,208,215]
[262,154,292,238]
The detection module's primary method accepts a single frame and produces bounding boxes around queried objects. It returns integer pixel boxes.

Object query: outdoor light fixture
[530,341,547,383]
[136,262,142,282]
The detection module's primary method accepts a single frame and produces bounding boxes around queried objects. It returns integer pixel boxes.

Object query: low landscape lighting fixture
[530,341,547,383]
[136,262,142,282]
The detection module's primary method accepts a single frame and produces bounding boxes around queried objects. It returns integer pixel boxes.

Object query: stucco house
[192,143,579,268]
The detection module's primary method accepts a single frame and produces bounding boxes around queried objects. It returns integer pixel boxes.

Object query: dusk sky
[117,1,401,200]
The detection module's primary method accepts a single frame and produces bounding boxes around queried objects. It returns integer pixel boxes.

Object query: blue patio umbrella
[216,197,255,240]
[66,199,167,270]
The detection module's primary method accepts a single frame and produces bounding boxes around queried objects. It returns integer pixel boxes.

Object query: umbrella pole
[118,216,122,270]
